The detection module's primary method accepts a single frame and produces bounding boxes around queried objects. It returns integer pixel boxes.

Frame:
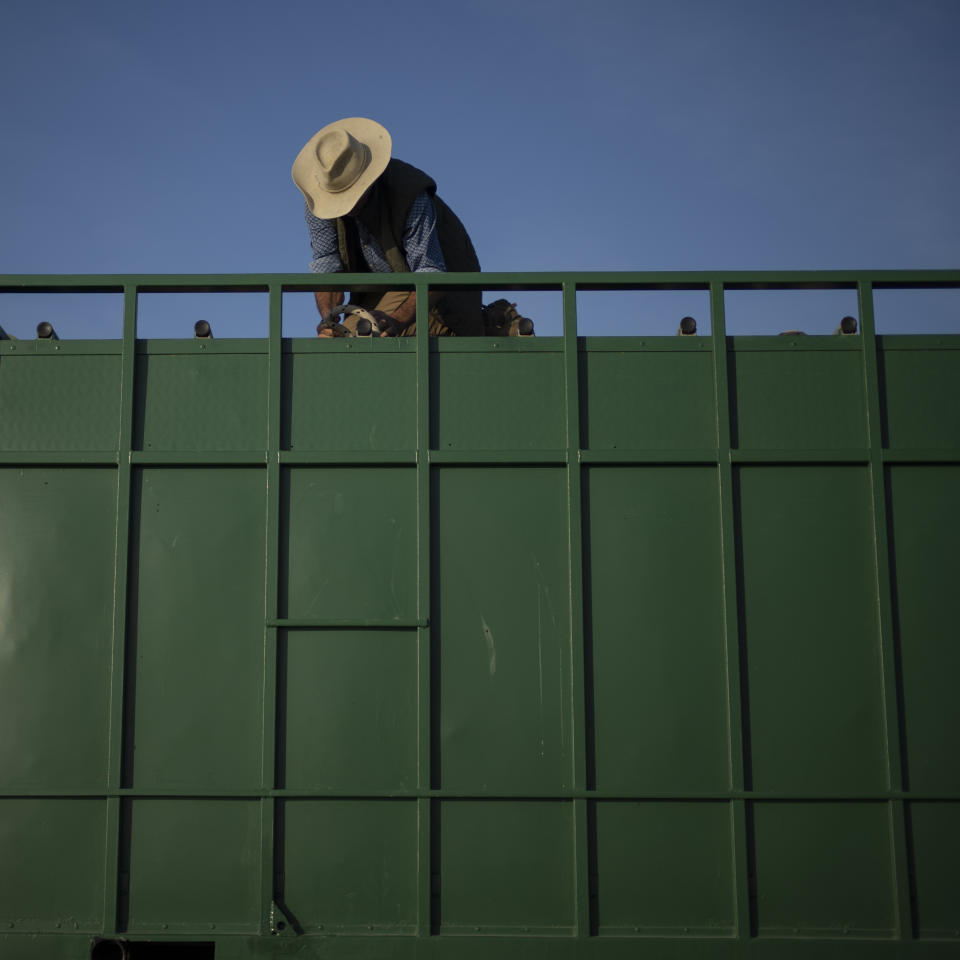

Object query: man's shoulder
[384,159,437,198]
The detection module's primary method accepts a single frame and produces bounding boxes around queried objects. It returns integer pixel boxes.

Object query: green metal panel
[909,802,960,938]
[0,468,116,790]
[434,467,571,793]
[581,343,717,450]
[125,799,260,933]
[283,345,417,451]
[282,467,417,623]
[432,344,566,450]
[594,801,735,936]
[738,466,886,793]
[127,468,265,790]
[0,799,106,932]
[438,801,575,934]
[887,465,960,793]
[880,341,960,448]
[0,270,958,959]
[586,466,729,793]
[0,350,121,451]
[134,346,268,451]
[280,630,418,791]
[282,799,419,933]
[729,340,867,449]
[752,802,895,937]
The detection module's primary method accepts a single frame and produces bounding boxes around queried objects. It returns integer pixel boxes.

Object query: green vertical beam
[563,281,591,937]
[102,284,138,934]
[858,280,913,941]
[260,283,283,932]
[414,279,433,936]
[710,281,752,939]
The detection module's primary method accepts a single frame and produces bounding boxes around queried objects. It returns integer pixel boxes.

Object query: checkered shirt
[305,191,446,274]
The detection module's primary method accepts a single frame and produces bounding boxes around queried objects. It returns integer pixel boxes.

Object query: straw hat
[292,118,392,219]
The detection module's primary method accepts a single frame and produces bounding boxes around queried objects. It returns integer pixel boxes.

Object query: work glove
[369,309,406,337]
[316,318,351,338]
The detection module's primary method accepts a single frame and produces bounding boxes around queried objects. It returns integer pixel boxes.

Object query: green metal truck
[0,271,957,959]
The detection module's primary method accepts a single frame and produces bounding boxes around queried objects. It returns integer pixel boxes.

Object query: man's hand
[314,290,344,319]
[369,309,409,337]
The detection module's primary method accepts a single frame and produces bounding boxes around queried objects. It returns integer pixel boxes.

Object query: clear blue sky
[1,0,958,337]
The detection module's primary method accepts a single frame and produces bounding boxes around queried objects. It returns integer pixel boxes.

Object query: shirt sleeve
[402,192,446,272]
[305,203,345,274]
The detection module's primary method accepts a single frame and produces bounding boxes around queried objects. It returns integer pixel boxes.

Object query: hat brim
[292,117,392,220]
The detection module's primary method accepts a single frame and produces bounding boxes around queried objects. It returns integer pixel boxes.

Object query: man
[292,117,483,337]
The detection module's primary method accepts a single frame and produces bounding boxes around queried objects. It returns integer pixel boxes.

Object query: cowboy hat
[292,117,392,219]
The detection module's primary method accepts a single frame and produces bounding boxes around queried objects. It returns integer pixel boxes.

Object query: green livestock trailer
[0,271,958,960]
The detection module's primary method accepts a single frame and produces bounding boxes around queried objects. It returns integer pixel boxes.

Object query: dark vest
[335,159,482,333]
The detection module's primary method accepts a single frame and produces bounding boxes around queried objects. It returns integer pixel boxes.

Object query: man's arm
[305,204,347,319]
[314,289,344,319]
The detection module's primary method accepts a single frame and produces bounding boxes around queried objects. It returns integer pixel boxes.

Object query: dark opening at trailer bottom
[5,935,960,960]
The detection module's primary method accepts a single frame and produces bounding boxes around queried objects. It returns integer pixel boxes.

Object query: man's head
[292,118,391,220]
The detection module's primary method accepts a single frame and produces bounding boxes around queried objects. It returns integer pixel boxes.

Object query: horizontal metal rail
[2,268,959,293]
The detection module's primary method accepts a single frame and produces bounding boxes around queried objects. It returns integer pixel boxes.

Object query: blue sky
[1,0,957,337]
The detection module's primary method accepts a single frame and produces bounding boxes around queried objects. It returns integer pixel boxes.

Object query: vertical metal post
[260,283,284,932]
[563,280,591,938]
[858,279,914,940]
[102,283,138,934]
[414,279,433,936]
[710,280,752,940]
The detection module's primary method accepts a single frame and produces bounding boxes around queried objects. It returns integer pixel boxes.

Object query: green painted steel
[0,270,958,960]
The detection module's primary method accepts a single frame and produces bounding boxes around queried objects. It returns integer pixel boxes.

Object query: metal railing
[1,269,958,341]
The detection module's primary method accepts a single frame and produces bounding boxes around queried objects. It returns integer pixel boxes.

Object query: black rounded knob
[355,317,372,336]
[194,320,212,338]
[517,317,534,335]
[37,321,55,339]
[840,315,857,335]
[679,316,697,336]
